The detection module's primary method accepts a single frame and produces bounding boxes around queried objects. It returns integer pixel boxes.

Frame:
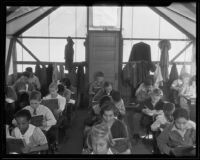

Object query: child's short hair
[49,82,58,90]
[60,78,71,88]
[99,96,112,107]
[58,84,65,95]
[173,108,189,121]
[104,81,112,88]
[29,90,41,101]
[111,91,121,102]
[163,102,175,114]
[95,71,104,78]
[15,109,32,121]
[87,123,113,150]
[150,88,163,97]
[25,67,33,73]
[100,101,117,116]
[22,71,31,78]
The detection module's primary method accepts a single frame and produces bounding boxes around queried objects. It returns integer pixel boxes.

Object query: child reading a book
[11,109,48,154]
[151,102,175,132]
[157,108,196,156]
[43,82,66,114]
[84,123,115,154]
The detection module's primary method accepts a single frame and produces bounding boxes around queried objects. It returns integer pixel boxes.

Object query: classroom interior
[5,3,197,156]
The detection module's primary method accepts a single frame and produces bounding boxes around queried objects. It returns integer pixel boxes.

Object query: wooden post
[5,38,15,77]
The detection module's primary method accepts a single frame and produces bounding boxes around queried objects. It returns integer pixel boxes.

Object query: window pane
[22,39,49,61]
[174,44,192,62]
[49,7,87,37]
[160,17,187,39]
[122,7,160,38]
[23,7,87,37]
[23,16,48,36]
[92,6,120,27]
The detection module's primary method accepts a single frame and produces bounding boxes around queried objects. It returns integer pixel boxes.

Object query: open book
[30,115,43,127]
[112,138,129,153]
[6,137,25,154]
[172,145,196,156]
[41,99,59,111]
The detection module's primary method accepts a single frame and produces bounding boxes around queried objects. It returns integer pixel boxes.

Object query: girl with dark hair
[157,108,196,156]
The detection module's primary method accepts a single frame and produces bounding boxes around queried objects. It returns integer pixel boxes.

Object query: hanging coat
[59,65,65,80]
[52,64,59,83]
[46,64,53,88]
[168,63,179,86]
[180,65,188,77]
[64,37,74,72]
[159,40,171,82]
[154,64,163,88]
[77,65,85,94]
[40,65,48,96]
[129,42,152,62]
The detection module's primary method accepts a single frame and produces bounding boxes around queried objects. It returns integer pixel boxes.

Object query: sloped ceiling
[6,3,196,39]
[6,7,53,35]
[151,2,196,39]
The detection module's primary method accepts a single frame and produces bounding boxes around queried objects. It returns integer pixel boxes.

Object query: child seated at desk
[83,123,115,154]
[43,82,66,115]
[12,91,57,147]
[151,102,175,132]
[157,108,196,156]
[11,109,48,154]
[111,91,126,120]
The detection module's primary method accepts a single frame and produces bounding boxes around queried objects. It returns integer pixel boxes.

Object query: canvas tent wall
[5,3,196,80]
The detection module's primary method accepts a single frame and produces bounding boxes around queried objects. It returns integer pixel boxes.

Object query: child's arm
[45,108,57,127]
[29,127,49,153]
[157,126,174,154]
[89,82,95,95]
[151,118,161,131]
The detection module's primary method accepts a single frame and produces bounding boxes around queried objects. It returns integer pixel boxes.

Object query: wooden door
[88,31,120,90]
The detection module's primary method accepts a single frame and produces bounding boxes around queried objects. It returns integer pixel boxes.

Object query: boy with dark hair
[11,109,48,154]
[93,81,114,102]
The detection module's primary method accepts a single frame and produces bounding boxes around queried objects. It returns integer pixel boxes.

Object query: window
[90,6,120,29]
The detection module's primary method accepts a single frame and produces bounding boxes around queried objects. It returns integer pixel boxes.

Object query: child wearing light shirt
[11,109,48,154]
[43,82,66,114]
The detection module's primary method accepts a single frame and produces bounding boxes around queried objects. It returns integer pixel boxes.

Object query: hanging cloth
[64,37,74,72]
[159,40,171,82]
[154,63,163,88]
[40,65,48,96]
[59,65,65,80]
[52,63,59,83]
[46,64,54,88]
[180,65,188,78]
[168,63,179,86]
[77,65,85,94]
[129,42,152,62]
